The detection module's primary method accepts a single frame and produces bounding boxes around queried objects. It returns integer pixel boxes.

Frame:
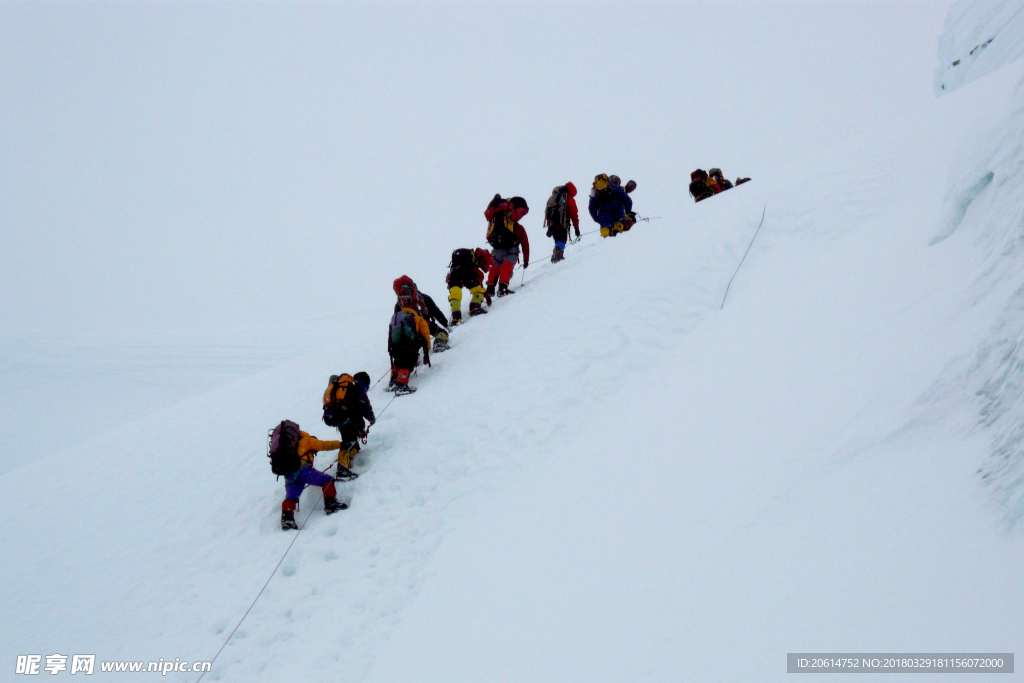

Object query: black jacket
[394,291,449,332]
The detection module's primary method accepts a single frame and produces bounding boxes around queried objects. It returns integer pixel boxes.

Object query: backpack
[486,204,517,249]
[450,248,474,270]
[689,169,712,202]
[544,186,568,229]
[268,420,302,476]
[322,374,354,427]
[389,310,419,348]
[487,196,528,249]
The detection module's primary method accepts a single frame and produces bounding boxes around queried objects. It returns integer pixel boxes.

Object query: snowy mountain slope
[935,0,1024,94]
[6,111,1024,682]
[0,184,762,681]
[5,2,1024,682]
[366,104,1024,681]
[920,0,1024,528]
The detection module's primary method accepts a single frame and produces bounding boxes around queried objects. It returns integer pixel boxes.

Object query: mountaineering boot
[384,367,402,392]
[485,283,495,305]
[497,282,514,297]
[281,499,298,530]
[450,310,462,326]
[432,330,450,353]
[469,302,487,316]
[551,247,564,263]
[336,445,360,481]
[335,465,358,481]
[281,510,298,530]
[324,496,348,514]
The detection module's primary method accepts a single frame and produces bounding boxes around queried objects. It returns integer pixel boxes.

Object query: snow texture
[2,3,1024,683]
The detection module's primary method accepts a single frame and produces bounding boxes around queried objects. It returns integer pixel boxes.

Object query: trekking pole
[721,204,767,309]
[637,215,661,222]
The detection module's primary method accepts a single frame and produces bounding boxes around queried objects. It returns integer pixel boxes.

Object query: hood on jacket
[393,275,416,295]
[565,182,577,197]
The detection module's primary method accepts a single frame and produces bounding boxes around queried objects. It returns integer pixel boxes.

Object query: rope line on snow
[197,387,399,681]
[196,488,323,682]
[371,368,389,389]
[721,203,767,309]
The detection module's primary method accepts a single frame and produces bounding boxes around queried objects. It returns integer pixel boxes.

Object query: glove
[523,261,529,269]
[368,416,376,427]
[545,229,552,237]
[574,228,581,238]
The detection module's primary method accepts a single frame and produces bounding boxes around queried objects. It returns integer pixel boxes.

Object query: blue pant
[284,465,334,501]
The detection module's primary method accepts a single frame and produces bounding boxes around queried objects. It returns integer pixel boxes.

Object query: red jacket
[472,248,493,284]
[565,182,580,231]
[513,224,530,265]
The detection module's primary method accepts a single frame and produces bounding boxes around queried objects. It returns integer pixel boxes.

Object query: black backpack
[486,206,516,249]
[450,248,474,270]
[689,170,712,202]
[268,420,302,476]
[486,196,528,249]
[544,186,568,228]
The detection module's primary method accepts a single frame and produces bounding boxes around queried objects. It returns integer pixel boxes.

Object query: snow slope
[3,2,1024,682]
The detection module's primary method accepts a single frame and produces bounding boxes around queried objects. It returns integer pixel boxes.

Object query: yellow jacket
[298,431,340,466]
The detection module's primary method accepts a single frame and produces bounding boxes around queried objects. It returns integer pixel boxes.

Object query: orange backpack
[322,374,354,427]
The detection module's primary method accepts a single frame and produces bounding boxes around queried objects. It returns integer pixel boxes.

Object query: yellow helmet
[594,173,609,190]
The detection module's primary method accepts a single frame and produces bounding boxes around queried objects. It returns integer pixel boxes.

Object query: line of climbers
[689,167,751,202]
[267,173,643,530]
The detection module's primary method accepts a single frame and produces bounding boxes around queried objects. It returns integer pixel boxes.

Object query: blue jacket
[588,184,633,227]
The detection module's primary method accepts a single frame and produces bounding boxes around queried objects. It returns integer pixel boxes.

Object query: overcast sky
[1,1,942,334]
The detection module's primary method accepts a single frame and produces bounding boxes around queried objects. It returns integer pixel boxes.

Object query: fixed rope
[196,482,323,682]
[198,384,399,681]
[720,204,767,309]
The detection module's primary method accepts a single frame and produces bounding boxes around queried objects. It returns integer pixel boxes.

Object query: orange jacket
[297,431,341,466]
